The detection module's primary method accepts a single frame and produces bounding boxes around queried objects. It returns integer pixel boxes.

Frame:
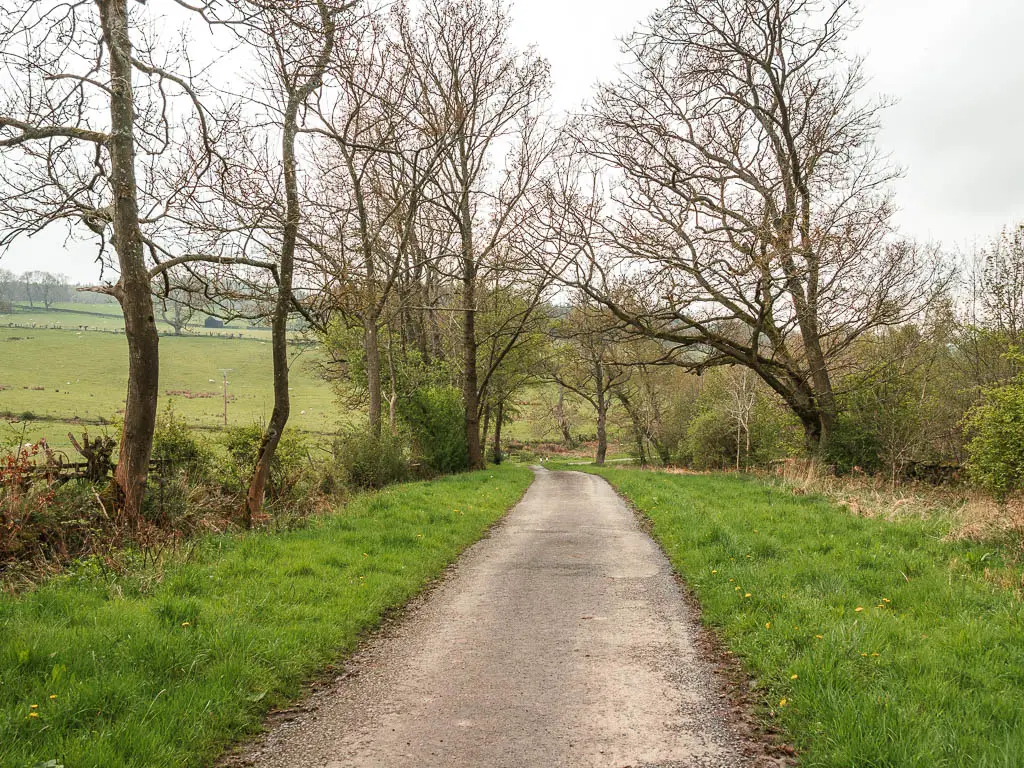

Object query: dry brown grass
[768,457,1024,543]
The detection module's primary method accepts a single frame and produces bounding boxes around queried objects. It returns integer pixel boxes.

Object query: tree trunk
[386,339,398,435]
[98,0,159,524]
[246,264,291,524]
[364,317,382,437]
[481,402,491,462]
[245,1,334,523]
[595,400,608,466]
[492,400,504,465]
[615,390,646,466]
[556,384,574,448]
[245,133,297,524]
[463,290,483,469]
[459,213,483,468]
[595,366,608,466]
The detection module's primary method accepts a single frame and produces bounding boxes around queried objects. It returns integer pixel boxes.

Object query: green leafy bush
[221,424,310,500]
[682,408,736,469]
[151,404,213,479]
[333,430,408,490]
[398,386,468,474]
[965,376,1024,499]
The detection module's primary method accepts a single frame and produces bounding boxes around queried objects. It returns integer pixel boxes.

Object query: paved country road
[233,468,771,768]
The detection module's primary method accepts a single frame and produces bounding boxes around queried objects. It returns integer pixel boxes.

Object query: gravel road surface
[235,468,762,768]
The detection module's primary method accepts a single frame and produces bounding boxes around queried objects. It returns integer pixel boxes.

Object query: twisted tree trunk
[98,0,159,525]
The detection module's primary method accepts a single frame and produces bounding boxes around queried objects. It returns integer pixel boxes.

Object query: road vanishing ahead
[237,468,761,768]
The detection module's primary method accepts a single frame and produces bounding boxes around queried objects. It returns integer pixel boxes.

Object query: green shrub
[826,408,885,475]
[398,386,468,474]
[151,404,212,479]
[965,376,1024,500]
[682,407,736,469]
[333,430,408,490]
[221,424,310,500]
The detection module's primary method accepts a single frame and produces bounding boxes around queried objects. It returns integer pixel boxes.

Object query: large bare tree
[563,0,939,454]
[0,0,217,520]
[300,13,445,437]
[397,0,555,468]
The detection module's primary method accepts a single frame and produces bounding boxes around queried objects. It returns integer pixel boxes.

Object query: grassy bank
[0,465,532,768]
[582,467,1024,768]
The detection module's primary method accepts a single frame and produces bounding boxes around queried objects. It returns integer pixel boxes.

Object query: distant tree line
[0,269,73,309]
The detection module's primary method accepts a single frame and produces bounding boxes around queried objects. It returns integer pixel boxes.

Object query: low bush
[965,374,1024,500]
[333,430,408,490]
[221,424,311,501]
[398,385,468,474]
[151,404,213,480]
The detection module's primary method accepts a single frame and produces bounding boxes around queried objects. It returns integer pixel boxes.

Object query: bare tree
[960,224,1024,385]
[724,367,757,470]
[182,0,348,522]
[0,269,14,309]
[0,0,217,520]
[548,304,630,465]
[397,0,554,468]
[562,0,939,455]
[158,282,197,335]
[37,271,70,309]
[300,14,445,437]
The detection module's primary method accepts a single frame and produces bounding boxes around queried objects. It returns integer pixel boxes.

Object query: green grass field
[0,464,532,768]
[0,325,341,454]
[1,301,274,337]
[580,467,1024,767]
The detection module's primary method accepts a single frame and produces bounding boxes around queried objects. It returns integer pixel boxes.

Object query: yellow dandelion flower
[29,712,39,718]
[882,598,891,603]
[779,698,788,707]
[712,569,718,574]
[744,593,751,598]
[30,704,38,709]
[765,622,771,629]
[872,652,880,657]
[855,607,864,612]
[815,634,824,639]
[861,652,868,657]
[49,695,57,700]
[791,674,798,680]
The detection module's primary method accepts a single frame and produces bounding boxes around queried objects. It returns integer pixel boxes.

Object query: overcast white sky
[3,0,1023,282]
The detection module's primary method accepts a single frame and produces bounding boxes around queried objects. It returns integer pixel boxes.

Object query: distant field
[0,302,277,339]
[0,325,344,455]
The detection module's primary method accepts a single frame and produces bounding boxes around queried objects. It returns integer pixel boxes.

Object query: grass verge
[577,466,1024,768]
[0,465,533,768]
